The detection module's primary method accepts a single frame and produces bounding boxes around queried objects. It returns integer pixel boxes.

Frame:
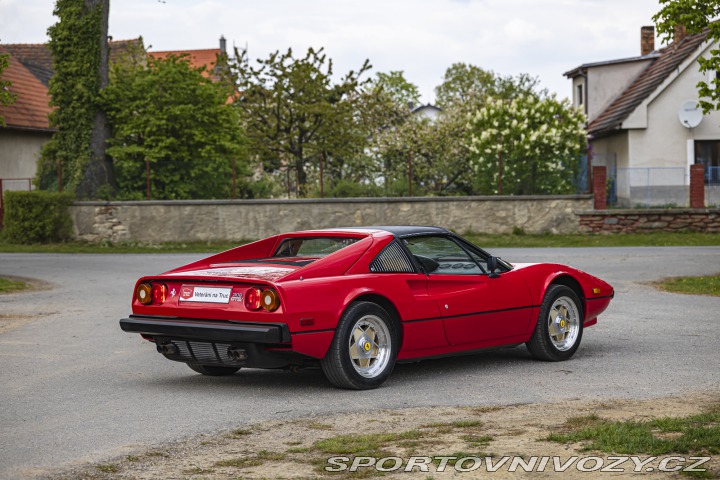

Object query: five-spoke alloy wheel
[527,285,584,361]
[322,301,398,389]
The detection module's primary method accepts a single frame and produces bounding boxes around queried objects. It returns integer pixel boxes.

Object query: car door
[403,235,533,346]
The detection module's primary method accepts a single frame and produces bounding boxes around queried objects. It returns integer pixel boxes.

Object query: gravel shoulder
[47,387,720,479]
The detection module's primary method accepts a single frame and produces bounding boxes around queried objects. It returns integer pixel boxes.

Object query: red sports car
[120,226,613,389]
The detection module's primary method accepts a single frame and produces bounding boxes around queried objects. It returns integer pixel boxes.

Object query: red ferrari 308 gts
[120,226,614,389]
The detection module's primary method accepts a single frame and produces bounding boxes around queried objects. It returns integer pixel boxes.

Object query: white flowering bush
[468,93,587,195]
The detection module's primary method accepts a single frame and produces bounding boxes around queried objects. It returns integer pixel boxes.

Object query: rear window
[273,237,360,258]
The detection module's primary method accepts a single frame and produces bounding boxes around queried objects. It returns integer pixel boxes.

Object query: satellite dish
[679,100,703,129]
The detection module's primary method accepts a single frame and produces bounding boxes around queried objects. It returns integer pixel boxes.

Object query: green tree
[373,106,474,196]
[435,62,540,110]
[231,47,371,196]
[654,0,720,113]
[36,0,116,196]
[367,70,421,108]
[102,53,247,199]
[0,51,17,126]
[468,93,586,195]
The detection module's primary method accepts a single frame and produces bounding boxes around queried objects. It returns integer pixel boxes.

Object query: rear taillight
[261,289,280,312]
[245,287,263,310]
[152,283,168,304]
[136,283,152,305]
[245,287,280,311]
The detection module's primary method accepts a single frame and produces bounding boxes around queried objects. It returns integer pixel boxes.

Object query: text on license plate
[179,286,231,304]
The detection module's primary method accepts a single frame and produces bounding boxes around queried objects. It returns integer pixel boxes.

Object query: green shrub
[330,180,380,198]
[2,191,75,244]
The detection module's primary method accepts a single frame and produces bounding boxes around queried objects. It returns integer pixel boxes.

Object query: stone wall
[70,195,593,243]
[578,209,720,233]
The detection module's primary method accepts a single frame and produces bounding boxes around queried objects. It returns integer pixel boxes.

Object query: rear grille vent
[370,241,415,273]
[163,340,236,365]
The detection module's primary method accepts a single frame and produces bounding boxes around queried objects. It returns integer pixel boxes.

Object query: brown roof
[148,48,223,80]
[0,43,53,87]
[0,39,143,87]
[588,31,709,136]
[0,53,54,131]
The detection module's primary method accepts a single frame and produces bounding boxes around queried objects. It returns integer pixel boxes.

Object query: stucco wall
[0,129,51,180]
[586,60,651,122]
[628,41,720,171]
[69,195,593,243]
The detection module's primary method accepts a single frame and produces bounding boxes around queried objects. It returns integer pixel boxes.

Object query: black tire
[187,363,240,376]
[321,301,398,390]
[526,284,584,361]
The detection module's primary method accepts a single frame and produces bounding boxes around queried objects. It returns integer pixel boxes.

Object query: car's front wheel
[526,285,583,361]
[187,363,240,376]
[321,301,398,390]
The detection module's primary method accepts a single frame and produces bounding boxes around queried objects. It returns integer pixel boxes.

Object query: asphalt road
[1,247,719,478]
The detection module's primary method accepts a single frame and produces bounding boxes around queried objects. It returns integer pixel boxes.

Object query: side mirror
[415,255,439,274]
[487,256,500,278]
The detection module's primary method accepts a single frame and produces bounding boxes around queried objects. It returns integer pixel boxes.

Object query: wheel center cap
[357,336,373,357]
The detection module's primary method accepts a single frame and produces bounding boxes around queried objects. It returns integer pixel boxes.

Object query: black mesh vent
[163,340,236,365]
[369,241,415,273]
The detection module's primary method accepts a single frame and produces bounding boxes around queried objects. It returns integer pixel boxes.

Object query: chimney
[219,35,227,54]
[674,24,687,44]
[641,26,655,55]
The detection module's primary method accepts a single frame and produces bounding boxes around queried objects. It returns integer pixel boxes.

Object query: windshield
[273,237,360,258]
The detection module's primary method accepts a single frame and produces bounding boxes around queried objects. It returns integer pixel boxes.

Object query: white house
[565,27,720,206]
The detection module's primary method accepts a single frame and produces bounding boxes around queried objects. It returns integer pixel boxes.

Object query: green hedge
[2,191,75,244]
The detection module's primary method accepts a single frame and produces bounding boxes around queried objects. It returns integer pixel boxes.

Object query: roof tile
[588,31,708,136]
[0,53,54,131]
[148,48,223,80]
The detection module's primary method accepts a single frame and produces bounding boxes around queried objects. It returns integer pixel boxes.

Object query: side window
[369,241,415,273]
[403,236,484,275]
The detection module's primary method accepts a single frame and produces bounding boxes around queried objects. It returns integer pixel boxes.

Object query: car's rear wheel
[526,284,583,361]
[321,301,398,390]
[187,363,240,376]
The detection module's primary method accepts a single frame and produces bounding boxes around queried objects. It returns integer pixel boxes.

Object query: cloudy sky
[1,0,666,102]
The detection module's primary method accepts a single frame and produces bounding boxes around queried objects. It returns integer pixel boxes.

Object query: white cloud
[0,0,663,102]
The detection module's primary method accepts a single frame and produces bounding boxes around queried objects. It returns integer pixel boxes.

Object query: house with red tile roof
[0,51,54,182]
[0,39,143,183]
[565,27,720,206]
[148,36,228,82]
[0,37,227,185]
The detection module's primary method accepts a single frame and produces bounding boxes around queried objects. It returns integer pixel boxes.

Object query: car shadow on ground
[128,344,590,393]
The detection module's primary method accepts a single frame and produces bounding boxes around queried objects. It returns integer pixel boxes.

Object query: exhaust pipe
[157,343,177,355]
[228,348,248,361]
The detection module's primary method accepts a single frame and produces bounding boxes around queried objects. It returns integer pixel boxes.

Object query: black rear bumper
[119,315,291,343]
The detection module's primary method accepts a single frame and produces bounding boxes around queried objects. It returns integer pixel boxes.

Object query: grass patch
[0,231,718,254]
[95,464,119,473]
[421,419,483,434]
[183,466,215,474]
[286,446,311,453]
[215,450,285,469]
[655,274,720,297]
[314,431,419,455]
[215,457,263,468]
[0,240,247,254]
[227,428,253,438]
[461,434,493,448]
[0,277,29,294]
[464,232,720,248]
[545,406,720,456]
[304,421,334,430]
